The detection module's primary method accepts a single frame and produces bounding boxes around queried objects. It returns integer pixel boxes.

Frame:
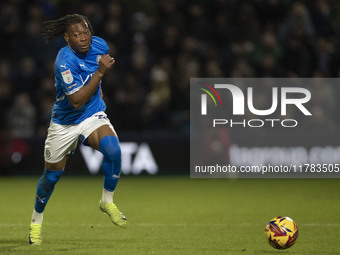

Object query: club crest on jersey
[61,69,74,84]
[96,55,103,64]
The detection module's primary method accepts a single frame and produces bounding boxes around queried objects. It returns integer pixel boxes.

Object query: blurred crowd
[1,0,340,140]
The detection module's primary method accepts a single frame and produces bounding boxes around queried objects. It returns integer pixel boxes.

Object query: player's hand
[97,54,115,75]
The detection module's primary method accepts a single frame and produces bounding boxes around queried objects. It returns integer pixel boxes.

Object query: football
[265,216,298,249]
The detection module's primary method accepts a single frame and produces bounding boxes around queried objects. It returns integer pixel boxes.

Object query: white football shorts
[44,111,115,163]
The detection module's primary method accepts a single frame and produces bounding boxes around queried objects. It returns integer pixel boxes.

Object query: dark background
[1,0,340,175]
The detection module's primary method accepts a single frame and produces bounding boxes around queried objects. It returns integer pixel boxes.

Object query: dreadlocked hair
[41,14,94,42]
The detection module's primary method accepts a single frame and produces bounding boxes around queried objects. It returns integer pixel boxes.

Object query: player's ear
[64,33,69,43]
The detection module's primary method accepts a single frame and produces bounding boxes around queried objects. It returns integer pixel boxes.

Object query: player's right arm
[67,54,114,109]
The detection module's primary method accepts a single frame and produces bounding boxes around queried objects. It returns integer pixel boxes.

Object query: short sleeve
[56,58,83,95]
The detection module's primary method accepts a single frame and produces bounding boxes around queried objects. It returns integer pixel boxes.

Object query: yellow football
[265,216,298,249]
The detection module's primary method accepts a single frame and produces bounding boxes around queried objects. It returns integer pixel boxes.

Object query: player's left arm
[67,54,114,109]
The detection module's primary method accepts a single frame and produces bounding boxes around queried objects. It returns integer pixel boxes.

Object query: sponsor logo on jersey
[61,69,74,84]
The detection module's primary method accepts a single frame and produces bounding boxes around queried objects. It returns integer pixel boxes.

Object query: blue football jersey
[52,36,108,125]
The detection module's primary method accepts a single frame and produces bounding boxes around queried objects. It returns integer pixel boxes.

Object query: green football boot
[99,200,127,228]
[29,223,42,245]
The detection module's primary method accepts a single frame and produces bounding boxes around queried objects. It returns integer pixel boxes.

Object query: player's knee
[99,135,121,163]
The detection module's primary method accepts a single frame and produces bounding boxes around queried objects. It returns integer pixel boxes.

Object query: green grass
[0,176,339,254]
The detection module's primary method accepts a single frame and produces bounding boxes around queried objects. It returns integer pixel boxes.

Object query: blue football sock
[99,135,121,192]
[34,168,64,213]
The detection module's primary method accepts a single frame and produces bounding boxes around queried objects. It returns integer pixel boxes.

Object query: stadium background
[1,0,340,176]
[1,1,340,254]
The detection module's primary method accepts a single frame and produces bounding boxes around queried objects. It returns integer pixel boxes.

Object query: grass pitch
[0,176,339,254]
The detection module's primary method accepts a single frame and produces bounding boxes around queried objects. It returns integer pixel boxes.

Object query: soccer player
[28,14,127,245]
